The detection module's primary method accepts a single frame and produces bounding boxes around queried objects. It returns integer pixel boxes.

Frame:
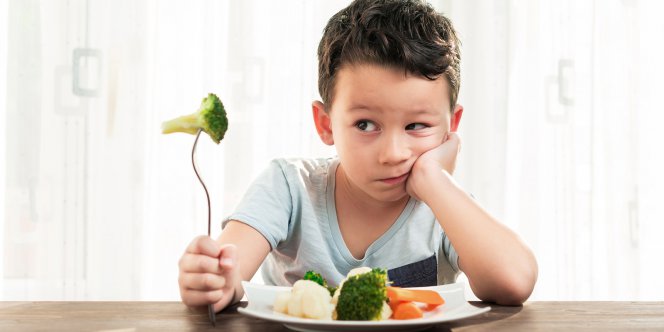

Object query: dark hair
[317,0,461,110]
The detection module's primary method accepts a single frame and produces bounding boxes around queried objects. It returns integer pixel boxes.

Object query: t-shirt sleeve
[441,231,460,272]
[222,159,292,250]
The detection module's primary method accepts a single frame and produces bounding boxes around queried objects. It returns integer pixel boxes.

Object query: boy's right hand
[178,235,238,313]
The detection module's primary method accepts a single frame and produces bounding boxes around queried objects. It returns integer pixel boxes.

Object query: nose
[378,132,410,165]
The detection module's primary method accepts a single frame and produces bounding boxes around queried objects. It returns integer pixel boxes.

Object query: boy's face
[313,63,462,203]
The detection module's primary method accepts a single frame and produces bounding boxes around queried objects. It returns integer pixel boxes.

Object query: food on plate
[386,286,446,320]
[333,268,392,321]
[273,280,334,320]
[392,301,424,320]
[303,270,337,296]
[161,93,228,144]
[272,267,445,321]
[387,286,446,306]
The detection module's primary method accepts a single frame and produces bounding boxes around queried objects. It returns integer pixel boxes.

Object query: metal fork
[191,129,216,326]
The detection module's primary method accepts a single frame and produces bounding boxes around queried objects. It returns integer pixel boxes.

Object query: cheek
[414,135,444,155]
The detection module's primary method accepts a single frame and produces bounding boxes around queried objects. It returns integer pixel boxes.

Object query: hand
[406,132,461,201]
[178,235,239,313]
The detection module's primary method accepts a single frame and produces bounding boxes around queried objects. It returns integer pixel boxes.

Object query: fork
[191,128,216,326]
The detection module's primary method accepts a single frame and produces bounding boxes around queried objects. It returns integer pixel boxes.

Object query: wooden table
[1,301,663,331]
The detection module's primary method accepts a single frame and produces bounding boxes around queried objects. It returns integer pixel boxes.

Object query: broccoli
[327,285,338,297]
[304,270,337,296]
[161,93,228,144]
[335,268,388,321]
[304,271,327,287]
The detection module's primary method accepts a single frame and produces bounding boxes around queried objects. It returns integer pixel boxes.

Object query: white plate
[238,281,490,331]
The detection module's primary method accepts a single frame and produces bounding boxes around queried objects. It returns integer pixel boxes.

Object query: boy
[178,0,537,313]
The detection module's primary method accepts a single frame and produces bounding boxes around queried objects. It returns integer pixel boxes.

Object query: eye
[405,123,427,130]
[355,120,378,132]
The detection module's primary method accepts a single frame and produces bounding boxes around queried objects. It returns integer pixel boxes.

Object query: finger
[446,132,461,151]
[179,253,223,274]
[446,132,460,144]
[180,289,224,307]
[179,272,226,291]
[219,244,238,269]
[186,235,222,257]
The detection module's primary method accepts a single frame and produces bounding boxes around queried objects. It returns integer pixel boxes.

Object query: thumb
[219,243,238,269]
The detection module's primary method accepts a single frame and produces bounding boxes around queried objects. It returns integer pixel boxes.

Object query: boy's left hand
[406,132,461,201]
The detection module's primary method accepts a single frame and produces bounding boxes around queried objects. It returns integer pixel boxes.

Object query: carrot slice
[393,302,423,320]
[387,286,445,305]
[424,303,441,311]
[388,299,404,312]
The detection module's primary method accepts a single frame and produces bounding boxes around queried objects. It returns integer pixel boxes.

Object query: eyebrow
[410,108,439,116]
[348,106,439,116]
[347,104,374,112]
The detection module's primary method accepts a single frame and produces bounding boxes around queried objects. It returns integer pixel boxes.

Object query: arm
[178,220,271,312]
[407,133,538,305]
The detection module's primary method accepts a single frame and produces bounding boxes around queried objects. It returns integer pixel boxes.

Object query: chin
[372,188,410,203]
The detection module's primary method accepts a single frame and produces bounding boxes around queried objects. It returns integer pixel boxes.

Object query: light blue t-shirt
[222,158,460,287]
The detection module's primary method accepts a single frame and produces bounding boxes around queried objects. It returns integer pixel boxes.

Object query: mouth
[380,172,410,185]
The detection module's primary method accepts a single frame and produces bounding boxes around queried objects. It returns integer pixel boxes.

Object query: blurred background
[1,0,663,301]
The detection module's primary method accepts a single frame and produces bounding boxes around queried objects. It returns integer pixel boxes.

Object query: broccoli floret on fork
[161,93,228,144]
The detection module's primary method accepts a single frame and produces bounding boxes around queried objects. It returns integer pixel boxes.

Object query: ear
[450,104,463,132]
[312,101,334,145]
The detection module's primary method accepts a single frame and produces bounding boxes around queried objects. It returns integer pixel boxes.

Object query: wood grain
[1,301,663,331]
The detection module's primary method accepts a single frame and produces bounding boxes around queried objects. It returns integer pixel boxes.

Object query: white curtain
[441,0,664,300]
[1,0,662,301]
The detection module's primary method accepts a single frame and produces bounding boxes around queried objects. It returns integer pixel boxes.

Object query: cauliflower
[273,280,333,320]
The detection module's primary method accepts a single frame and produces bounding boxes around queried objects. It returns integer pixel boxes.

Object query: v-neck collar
[325,159,416,266]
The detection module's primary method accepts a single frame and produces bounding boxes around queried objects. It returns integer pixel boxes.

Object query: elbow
[475,259,538,306]
[496,275,536,305]
[495,261,539,306]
